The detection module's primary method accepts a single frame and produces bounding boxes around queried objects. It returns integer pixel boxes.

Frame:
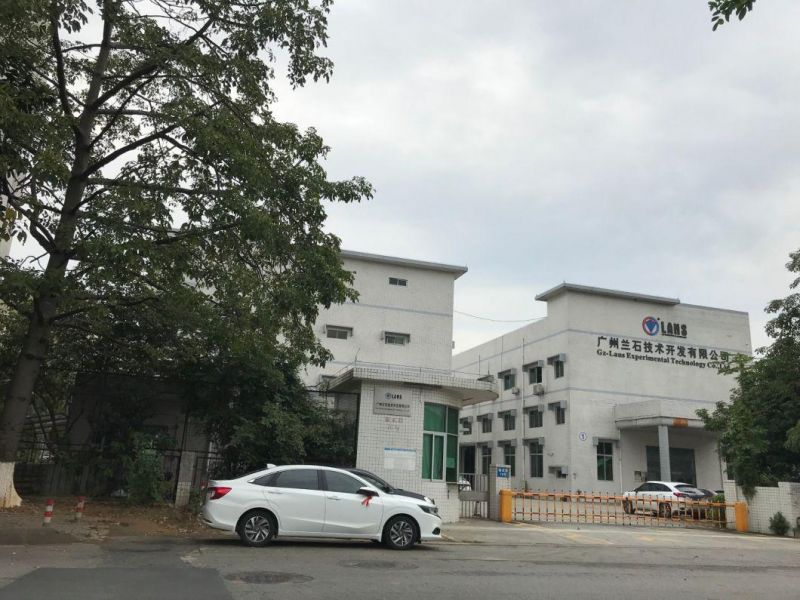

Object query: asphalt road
[2,521,798,599]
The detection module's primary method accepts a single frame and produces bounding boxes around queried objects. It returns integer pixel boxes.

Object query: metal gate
[506,490,735,529]
[459,473,489,519]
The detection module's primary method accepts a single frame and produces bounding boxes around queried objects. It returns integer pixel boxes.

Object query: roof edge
[535,283,679,306]
[341,249,468,278]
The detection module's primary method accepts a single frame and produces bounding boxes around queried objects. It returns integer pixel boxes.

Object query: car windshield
[676,485,702,494]
[352,469,395,492]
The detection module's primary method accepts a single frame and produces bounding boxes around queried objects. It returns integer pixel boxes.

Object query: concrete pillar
[487,463,511,520]
[174,451,198,507]
[658,425,671,481]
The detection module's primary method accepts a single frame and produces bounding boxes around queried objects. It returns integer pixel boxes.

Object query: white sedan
[622,481,705,517]
[201,465,442,550]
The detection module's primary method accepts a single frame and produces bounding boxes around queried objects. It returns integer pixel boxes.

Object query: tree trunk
[0,462,22,508]
[0,306,53,506]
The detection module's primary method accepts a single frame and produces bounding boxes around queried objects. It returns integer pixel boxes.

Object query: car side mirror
[357,487,378,497]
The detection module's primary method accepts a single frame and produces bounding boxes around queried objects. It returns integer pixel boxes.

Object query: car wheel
[238,510,276,547]
[658,502,672,519]
[383,516,418,550]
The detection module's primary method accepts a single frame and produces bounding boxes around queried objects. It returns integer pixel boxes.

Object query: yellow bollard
[734,501,748,533]
[499,489,513,523]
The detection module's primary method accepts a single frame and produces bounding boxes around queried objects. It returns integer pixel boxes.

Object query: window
[503,444,516,476]
[252,473,277,487]
[555,405,566,425]
[554,360,565,378]
[481,445,492,475]
[481,416,492,433]
[529,442,544,478]
[273,469,320,490]
[324,471,364,494]
[502,372,516,390]
[326,325,352,340]
[502,412,516,431]
[528,409,543,428]
[422,403,458,482]
[597,442,613,481]
[528,366,543,384]
[461,419,472,435]
[384,331,410,345]
[389,277,408,286]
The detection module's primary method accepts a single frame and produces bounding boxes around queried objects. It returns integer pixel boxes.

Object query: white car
[201,465,441,550]
[622,481,705,517]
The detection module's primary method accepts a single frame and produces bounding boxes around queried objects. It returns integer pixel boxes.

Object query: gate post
[734,501,749,533]
[488,464,511,521]
[174,451,198,507]
[499,489,513,523]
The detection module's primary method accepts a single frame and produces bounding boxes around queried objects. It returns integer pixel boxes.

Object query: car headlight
[419,504,439,516]
[424,496,435,505]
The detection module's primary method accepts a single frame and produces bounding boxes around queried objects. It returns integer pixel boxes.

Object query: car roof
[237,464,363,480]
[645,481,691,486]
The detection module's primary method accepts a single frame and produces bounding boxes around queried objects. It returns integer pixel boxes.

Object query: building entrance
[646,446,696,485]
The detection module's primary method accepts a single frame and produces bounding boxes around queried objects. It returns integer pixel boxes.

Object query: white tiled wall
[723,480,800,535]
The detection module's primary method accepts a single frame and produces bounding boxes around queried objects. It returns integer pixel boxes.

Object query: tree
[185,353,356,477]
[0,0,372,507]
[709,1,758,30]
[698,249,800,495]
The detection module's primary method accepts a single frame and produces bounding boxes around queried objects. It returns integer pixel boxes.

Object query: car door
[260,468,326,534]
[635,483,654,510]
[321,470,384,536]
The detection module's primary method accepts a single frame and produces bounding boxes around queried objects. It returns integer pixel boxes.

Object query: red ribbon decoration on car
[361,496,371,507]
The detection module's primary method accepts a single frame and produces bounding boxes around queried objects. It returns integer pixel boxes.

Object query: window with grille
[503,445,516,477]
[597,441,614,481]
[384,332,410,345]
[481,445,492,474]
[528,366,543,384]
[502,412,516,431]
[528,410,543,428]
[529,443,544,478]
[389,277,408,286]
[325,325,352,340]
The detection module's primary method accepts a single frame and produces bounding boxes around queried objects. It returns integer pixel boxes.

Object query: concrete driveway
[2,520,798,599]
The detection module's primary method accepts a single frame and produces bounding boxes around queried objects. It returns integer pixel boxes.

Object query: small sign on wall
[374,392,411,417]
[384,447,416,471]
[496,466,510,478]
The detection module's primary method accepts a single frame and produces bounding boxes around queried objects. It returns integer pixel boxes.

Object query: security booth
[325,364,496,522]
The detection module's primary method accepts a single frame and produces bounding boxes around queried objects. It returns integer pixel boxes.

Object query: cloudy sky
[268,0,800,352]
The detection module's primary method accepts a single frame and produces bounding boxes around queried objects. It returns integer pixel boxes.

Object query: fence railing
[500,490,742,530]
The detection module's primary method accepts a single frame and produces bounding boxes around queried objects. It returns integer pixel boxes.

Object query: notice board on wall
[384,447,416,471]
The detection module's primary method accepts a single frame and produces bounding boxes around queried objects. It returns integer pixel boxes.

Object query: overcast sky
[269,0,800,352]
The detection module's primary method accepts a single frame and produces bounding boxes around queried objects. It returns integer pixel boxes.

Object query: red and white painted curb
[42,499,54,526]
[74,496,86,521]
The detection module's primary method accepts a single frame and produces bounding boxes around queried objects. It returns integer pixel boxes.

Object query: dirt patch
[0,496,227,543]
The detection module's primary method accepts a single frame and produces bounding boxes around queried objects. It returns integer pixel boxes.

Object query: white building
[304,250,495,522]
[452,283,751,495]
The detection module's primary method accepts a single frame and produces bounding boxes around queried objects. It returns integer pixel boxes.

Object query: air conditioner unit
[460,427,472,435]
[511,386,520,395]
[532,384,545,395]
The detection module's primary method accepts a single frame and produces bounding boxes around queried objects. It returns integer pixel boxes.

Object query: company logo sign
[642,316,687,339]
[642,316,660,336]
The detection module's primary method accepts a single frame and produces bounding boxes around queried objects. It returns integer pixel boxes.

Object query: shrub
[769,511,790,536]
[123,433,170,505]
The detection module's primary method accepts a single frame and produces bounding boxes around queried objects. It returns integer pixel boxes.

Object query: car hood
[388,489,429,503]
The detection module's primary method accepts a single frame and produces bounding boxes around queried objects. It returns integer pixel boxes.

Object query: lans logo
[642,316,688,339]
[642,316,660,336]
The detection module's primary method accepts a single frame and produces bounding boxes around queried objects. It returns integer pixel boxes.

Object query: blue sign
[642,316,659,336]
[496,466,510,478]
